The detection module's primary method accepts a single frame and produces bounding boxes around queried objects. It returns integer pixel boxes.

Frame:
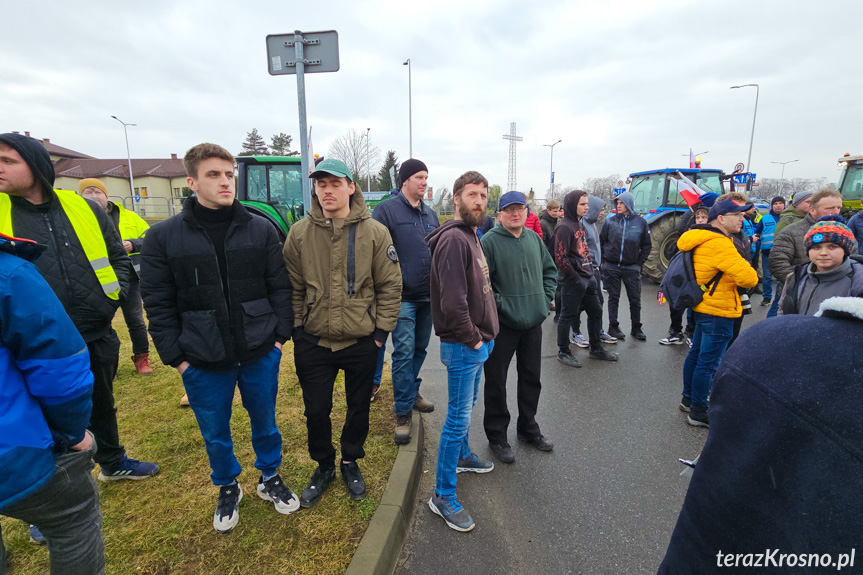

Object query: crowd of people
[2,130,862,571]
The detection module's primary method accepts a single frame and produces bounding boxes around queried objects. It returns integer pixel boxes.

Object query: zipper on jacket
[43,211,76,308]
[619,217,627,264]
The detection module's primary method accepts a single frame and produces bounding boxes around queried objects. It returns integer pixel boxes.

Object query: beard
[456,199,486,228]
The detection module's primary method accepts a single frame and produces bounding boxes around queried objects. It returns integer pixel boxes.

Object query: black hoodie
[553,190,594,281]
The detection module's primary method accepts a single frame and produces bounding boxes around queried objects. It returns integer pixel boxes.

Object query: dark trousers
[87,330,124,468]
[0,437,104,575]
[119,274,149,355]
[557,276,602,352]
[483,323,543,444]
[602,265,642,329]
[574,270,604,333]
[670,307,696,335]
[294,334,378,468]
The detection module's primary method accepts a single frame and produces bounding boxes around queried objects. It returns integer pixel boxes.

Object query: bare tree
[581,174,621,202]
[327,129,381,190]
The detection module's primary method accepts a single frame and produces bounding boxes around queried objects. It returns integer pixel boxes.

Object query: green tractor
[837,153,863,216]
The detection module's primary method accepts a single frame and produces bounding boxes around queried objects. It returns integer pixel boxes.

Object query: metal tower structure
[502,122,522,191]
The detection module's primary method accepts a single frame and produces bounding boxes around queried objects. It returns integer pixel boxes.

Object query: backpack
[660,248,723,310]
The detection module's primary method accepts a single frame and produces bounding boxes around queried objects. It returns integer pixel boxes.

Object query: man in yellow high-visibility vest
[0,133,159,483]
[79,178,153,376]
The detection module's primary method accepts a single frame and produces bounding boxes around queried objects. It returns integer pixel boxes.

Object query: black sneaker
[257,474,300,515]
[589,348,618,362]
[687,407,709,428]
[213,484,243,533]
[300,466,336,508]
[340,461,367,501]
[760,298,771,307]
[517,433,554,451]
[557,351,582,368]
[607,325,626,340]
[631,327,647,341]
[659,332,685,345]
[489,442,515,464]
[679,396,691,413]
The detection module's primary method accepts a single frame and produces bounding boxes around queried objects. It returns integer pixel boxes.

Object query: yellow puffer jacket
[677,227,759,318]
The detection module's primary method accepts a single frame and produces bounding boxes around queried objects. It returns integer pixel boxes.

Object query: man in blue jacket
[600,192,652,341]
[372,158,439,445]
[0,233,103,574]
[754,196,785,306]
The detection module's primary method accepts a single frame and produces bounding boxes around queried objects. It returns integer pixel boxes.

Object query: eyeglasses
[502,205,527,213]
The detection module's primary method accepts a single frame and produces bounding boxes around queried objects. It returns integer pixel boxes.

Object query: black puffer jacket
[140,197,292,370]
[7,192,130,342]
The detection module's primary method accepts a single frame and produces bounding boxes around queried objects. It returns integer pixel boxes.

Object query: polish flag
[307,126,315,176]
[689,148,696,169]
[676,172,710,208]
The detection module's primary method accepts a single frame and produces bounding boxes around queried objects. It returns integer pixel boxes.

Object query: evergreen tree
[270,132,300,157]
[376,150,400,191]
[238,128,269,156]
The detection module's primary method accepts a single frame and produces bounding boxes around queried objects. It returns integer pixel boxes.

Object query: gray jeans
[0,434,104,575]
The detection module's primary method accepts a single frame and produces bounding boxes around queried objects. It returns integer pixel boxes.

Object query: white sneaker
[214,484,243,533]
[257,474,300,515]
[599,331,618,344]
[570,332,589,348]
[659,333,685,345]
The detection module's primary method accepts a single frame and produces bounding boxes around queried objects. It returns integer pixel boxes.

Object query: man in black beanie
[372,158,439,444]
[0,133,159,482]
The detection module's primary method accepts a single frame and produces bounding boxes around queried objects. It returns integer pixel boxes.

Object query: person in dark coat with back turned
[659,296,863,574]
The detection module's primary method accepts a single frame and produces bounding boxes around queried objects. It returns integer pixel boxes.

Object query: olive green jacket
[283,189,402,351]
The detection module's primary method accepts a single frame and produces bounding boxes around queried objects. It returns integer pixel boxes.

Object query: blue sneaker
[428,494,475,532]
[29,524,46,545]
[456,453,494,474]
[98,456,160,481]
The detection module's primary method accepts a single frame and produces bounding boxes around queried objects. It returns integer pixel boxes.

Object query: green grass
[1,317,397,575]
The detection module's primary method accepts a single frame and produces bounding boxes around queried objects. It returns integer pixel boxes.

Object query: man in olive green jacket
[283,159,402,508]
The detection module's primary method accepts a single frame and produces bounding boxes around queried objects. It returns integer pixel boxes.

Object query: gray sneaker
[599,331,618,344]
[570,332,589,348]
[457,453,494,474]
[557,351,582,368]
[429,494,475,532]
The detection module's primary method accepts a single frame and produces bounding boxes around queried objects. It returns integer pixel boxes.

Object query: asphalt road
[395,285,770,575]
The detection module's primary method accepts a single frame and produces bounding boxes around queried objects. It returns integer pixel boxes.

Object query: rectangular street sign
[266,30,339,76]
[613,187,626,196]
[732,173,757,184]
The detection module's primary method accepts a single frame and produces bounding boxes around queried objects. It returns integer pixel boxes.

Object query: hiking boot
[98,456,160,481]
[413,392,435,413]
[589,348,618,362]
[457,453,494,473]
[659,332,685,345]
[517,433,554,452]
[340,461,367,501]
[631,327,647,341]
[607,325,626,340]
[132,353,154,376]
[599,331,618,344]
[394,413,412,445]
[760,298,771,307]
[213,484,242,533]
[180,393,190,407]
[299,466,336,508]
[489,442,515,464]
[679,396,691,413]
[428,494,475,532]
[687,407,709,428]
[29,524,46,545]
[557,351,582,368]
[370,383,380,402]
[570,332,589,348]
[257,474,300,514]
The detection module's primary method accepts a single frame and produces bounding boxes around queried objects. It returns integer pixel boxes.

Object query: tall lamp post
[770,159,798,195]
[366,127,371,193]
[730,84,759,172]
[111,115,136,208]
[543,139,562,198]
[403,59,412,158]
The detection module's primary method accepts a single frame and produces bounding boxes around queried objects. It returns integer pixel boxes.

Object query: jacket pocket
[241,298,279,350]
[178,310,226,363]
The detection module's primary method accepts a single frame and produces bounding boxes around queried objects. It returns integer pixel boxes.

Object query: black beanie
[0,133,54,194]
[770,196,785,206]
[398,158,428,188]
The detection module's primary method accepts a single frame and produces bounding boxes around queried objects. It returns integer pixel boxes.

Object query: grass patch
[1,316,397,575]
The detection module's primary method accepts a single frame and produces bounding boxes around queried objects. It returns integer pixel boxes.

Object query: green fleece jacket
[480,223,557,330]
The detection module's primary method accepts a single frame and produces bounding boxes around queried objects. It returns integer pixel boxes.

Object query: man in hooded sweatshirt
[554,190,618,367]
[480,191,557,464]
[600,192,652,341]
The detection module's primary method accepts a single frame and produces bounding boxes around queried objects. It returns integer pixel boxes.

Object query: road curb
[345,411,424,575]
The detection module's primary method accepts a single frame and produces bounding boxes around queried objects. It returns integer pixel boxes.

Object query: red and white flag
[689,148,696,169]
[676,172,710,208]
[307,126,315,176]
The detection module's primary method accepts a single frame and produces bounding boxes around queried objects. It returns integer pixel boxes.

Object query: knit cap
[791,191,814,208]
[78,178,108,196]
[804,215,855,255]
[398,159,428,188]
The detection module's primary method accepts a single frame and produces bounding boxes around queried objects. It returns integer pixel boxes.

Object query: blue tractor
[624,168,725,283]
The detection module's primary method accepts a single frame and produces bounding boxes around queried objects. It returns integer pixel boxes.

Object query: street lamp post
[730,84,759,172]
[366,128,371,193]
[111,115,136,207]
[543,139,562,198]
[403,59,412,158]
[770,159,798,195]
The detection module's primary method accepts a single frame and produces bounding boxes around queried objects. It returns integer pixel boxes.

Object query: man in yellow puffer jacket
[676,199,759,428]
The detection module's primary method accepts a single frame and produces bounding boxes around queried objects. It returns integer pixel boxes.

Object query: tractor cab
[236,156,304,241]
[837,154,863,213]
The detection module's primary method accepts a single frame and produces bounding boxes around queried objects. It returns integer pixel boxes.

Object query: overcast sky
[3,0,860,196]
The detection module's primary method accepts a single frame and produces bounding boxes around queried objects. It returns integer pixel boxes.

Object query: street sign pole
[293,32,311,211]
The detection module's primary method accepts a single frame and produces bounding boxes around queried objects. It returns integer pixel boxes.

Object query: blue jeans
[435,340,493,501]
[761,252,773,301]
[373,343,386,386]
[392,301,433,415]
[682,313,734,410]
[767,281,782,318]
[182,347,283,485]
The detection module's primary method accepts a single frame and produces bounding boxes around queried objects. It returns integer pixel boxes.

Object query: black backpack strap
[347,223,357,296]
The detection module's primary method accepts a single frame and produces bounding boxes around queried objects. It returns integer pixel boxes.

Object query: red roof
[54,158,187,179]
[42,140,95,159]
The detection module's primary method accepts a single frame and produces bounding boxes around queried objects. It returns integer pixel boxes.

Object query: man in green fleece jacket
[481,191,558,464]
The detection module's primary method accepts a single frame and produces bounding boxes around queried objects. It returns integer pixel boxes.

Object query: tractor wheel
[643,215,681,284]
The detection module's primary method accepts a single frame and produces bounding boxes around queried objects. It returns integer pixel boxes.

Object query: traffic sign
[733,162,745,174]
[732,173,756,185]
[266,30,339,75]
[134,193,141,202]
[617,180,624,187]
[613,188,626,196]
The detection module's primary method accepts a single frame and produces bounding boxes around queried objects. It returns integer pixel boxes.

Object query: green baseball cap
[310,158,353,182]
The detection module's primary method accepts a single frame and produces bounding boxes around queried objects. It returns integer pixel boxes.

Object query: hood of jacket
[307,186,371,227]
[677,224,730,251]
[615,192,636,217]
[426,217,475,254]
[585,196,605,224]
[0,133,54,195]
[562,190,587,224]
